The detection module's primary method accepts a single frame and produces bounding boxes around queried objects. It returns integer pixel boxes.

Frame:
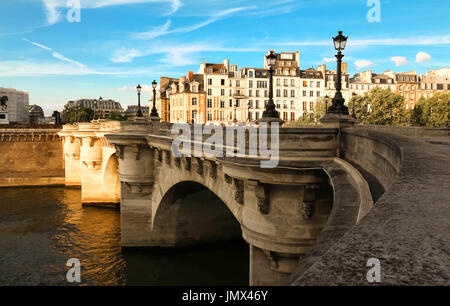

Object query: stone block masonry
[0,127,65,187]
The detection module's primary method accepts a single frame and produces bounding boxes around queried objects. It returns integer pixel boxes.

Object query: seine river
[0,187,249,286]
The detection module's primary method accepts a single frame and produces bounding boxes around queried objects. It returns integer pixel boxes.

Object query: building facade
[62,98,123,120]
[0,87,29,124]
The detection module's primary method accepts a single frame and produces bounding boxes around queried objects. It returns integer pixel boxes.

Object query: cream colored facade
[0,87,29,124]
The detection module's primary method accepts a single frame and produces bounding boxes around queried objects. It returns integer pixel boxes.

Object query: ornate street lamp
[326,31,349,115]
[262,50,279,119]
[150,80,159,117]
[99,97,103,119]
[136,84,143,117]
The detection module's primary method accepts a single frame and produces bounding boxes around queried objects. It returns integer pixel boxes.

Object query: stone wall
[290,127,450,285]
[0,128,64,186]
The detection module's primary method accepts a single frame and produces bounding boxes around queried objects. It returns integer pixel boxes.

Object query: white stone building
[0,87,30,124]
[299,69,326,119]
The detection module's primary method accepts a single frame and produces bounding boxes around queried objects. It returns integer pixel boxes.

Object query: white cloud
[0,60,181,77]
[323,58,336,63]
[416,51,431,63]
[390,56,408,66]
[42,0,62,25]
[40,0,183,25]
[134,7,248,40]
[276,34,450,47]
[110,49,143,63]
[109,43,261,65]
[118,85,153,93]
[355,60,375,70]
[133,20,172,40]
[22,38,85,67]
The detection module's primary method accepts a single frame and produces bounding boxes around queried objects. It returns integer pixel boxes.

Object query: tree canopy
[348,87,410,126]
[64,107,94,124]
[412,93,449,127]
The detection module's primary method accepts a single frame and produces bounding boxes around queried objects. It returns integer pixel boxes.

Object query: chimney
[317,64,326,76]
[180,76,186,82]
[187,71,194,80]
[341,62,347,73]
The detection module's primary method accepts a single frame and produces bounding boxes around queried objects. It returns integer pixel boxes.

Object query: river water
[0,187,249,286]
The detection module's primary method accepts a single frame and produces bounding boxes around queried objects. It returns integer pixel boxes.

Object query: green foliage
[348,87,410,125]
[64,107,94,124]
[412,93,449,127]
[295,97,328,125]
[104,111,127,121]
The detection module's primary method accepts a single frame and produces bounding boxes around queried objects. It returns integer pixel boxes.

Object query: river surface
[0,187,249,286]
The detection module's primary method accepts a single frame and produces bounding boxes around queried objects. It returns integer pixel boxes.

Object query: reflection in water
[0,187,248,286]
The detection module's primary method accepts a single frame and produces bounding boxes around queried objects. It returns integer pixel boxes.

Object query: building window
[310,102,314,111]
[317,91,320,97]
[310,91,314,97]
[303,81,307,87]
[255,100,260,109]
[249,71,254,78]
[284,79,288,86]
[248,100,253,108]
[221,89,225,96]
[291,79,295,87]
[249,81,253,88]
[303,102,307,111]
[249,90,252,97]
[256,90,259,97]
[255,112,259,120]
[291,90,295,98]
[220,100,225,108]
[276,79,281,86]
[207,111,212,121]
[317,81,320,87]
[276,89,281,97]
[192,97,197,105]
[208,79,212,85]
[208,89,212,95]
[207,99,213,108]
[236,80,240,87]
[229,100,233,107]
[283,89,288,97]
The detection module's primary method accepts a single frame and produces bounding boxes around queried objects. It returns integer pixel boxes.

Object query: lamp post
[150,80,159,117]
[99,97,103,119]
[325,95,329,112]
[326,31,349,115]
[262,50,279,119]
[352,92,357,119]
[233,101,237,123]
[136,85,143,117]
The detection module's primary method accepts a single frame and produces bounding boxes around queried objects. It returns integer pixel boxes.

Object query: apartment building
[242,68,269,122]
[418,69,450,100]
[266,51,301,122]
[299,68,325,119]
[168,72,207,124]
[0,87,30,124]
[317,63,351,102]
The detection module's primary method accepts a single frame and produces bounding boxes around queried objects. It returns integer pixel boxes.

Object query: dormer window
[207,68,213,74]
[191,85,197,92]
[220,68,226,74]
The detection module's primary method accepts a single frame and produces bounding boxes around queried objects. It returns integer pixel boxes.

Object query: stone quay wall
[0,127,65,187]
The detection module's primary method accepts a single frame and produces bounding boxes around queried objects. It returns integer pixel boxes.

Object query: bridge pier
[58,121,121,205]
[62,134,81,186]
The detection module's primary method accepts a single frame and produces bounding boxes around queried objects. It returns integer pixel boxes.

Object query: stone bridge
[60,118,450,286]
[58,120,121,205]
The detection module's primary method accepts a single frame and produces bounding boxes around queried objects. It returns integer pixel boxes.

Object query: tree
[413,93,449,127]
[348,87,410,125]
[64,107,94,124]
[295,97,328,125]
[104,111,127,121]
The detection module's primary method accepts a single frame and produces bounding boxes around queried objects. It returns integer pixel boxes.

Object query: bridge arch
[152,181,242,247]
[102,153,120,203]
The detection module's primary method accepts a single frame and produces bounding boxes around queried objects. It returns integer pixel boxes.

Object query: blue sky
[0,0,449,115]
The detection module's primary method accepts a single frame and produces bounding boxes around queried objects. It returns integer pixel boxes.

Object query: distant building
[28,104,45,124]
[418,68,450,100]
[62,98,122,120]
[0,87,29,124]
[124,105,150,120]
